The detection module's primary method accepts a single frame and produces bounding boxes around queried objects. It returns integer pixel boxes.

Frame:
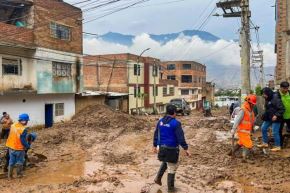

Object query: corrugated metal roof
[77,90,129,97]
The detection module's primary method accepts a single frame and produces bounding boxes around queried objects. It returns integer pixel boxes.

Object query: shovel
[231,134,235,158]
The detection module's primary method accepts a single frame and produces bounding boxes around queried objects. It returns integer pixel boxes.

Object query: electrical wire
[83,0,150,24]
[0,0,122,41]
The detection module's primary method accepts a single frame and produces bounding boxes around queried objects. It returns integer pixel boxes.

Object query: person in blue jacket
[153,104,190,192]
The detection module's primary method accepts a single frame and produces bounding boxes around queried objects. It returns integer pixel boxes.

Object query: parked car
[170,98,191,115]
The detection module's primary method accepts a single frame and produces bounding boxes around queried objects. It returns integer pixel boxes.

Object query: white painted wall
[0,93,75,126]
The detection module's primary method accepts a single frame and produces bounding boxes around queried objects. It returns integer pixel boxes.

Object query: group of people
[230,81,290,161]
[152,82,290,191]
[1,112,36,180]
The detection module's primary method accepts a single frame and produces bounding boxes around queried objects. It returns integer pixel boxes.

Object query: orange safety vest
[6,122,26,151]
[237,102,255,134]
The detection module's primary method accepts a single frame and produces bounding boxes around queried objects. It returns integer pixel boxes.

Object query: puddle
[84,161,104,176]
[215,131,231,142]
[25,157,85,185]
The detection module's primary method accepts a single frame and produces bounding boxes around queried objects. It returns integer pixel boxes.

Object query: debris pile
[194,117,231,131]
[41,104,152,146]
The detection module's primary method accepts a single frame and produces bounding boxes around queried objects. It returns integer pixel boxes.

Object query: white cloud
[83,34,276,67]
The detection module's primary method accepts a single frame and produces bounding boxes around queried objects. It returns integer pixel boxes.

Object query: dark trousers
[1,129,10,139]
[279,119,290,147]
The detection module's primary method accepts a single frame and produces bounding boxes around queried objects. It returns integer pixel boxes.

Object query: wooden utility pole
[217,0,251,96]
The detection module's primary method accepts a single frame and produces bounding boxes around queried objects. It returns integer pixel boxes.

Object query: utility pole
[153,59,157,114]
[135,48,150,115]
[217,0,251,96]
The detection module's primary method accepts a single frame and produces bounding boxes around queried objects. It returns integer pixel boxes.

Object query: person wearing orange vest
[229,95,257,161]
[6,113,31,180]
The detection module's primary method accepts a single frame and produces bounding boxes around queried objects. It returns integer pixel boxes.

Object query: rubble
[0,105,290,193]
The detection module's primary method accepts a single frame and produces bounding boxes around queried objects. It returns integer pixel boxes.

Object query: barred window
[169,87,174,95]
[167,64,176,70]
[134,64,141,76]
[50,22,71,41]
[2,58,21,75]
[163,87,167,96]
[52,62,71,77]
[55,103,64,116]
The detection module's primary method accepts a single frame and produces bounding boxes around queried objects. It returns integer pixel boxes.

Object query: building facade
[161,61,206,109]
[275,0,290,84]
[0,0,83,127]
[84,53,178,114]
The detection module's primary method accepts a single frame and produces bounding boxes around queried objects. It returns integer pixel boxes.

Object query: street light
[136,48,151,115]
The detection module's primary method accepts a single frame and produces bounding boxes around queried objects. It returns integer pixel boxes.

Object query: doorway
[45,104,53,128]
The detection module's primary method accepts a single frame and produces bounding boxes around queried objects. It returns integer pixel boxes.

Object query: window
[55,103,64,116]
[50,22,71,41]
[167,64,176,70]
[167,75,176,80]
[183,64,191,70]
[134,86,140,98]
[193,77,197,83]
[152,65,158,77]
[134,64,141,76]
[153,86,158,96]
[181,89,190,95]
[52,62,72,77]
[181,75,192,83]
[2,58,21,75]
[169,87,174,95]
[163,87,167,96]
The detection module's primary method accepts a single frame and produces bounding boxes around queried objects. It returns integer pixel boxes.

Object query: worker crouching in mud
[3,132,37,173]
[153,104,190,192]
[229,95,257,162]
[5,114,31,180]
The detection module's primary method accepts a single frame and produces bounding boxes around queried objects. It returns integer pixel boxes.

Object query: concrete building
[0,0,83,127]
[275,0,290,83]
[84,53,179,114]
[161,61,206,109]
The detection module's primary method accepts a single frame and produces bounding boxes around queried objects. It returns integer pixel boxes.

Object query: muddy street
[0,105,290,193]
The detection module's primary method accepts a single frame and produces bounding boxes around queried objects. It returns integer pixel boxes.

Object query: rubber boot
[167,173,175,192]
[16,165,24,178]
[154,162,167,186]
[242,148,249,163]
[8,166,14,180]
[227,144,241,156]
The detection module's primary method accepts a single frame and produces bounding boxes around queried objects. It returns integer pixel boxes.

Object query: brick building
[161,61,206,109]
[0,0,83,127]
[84,53,179,114]
[275,0,290,84]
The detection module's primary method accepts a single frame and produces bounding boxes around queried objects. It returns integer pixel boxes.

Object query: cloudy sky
[65,0,277,67]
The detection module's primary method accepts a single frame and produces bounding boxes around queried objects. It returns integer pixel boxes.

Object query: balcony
[182,94,199,101]
[0,0,34,46]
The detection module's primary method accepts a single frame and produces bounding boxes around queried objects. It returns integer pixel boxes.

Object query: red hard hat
[247,94,257,105]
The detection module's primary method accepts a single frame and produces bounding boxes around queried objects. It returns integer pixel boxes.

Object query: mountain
[207,64,275,89]
[94,30,220,46]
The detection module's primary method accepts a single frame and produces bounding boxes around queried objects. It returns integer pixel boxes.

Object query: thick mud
[0,105,290,193]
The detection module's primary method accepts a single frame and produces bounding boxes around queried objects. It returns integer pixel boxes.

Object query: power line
[0,0,122,41]
[193,0,216,29]
[194,42,235,61]
[83,0,150,24]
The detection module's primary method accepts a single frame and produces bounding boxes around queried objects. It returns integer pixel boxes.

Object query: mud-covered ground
[0,105,290,193]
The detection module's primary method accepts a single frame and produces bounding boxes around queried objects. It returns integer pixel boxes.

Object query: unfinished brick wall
[275,0,290,83]
[84,55,129,93]
[0,23,34,46]
[33,0,83,54]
